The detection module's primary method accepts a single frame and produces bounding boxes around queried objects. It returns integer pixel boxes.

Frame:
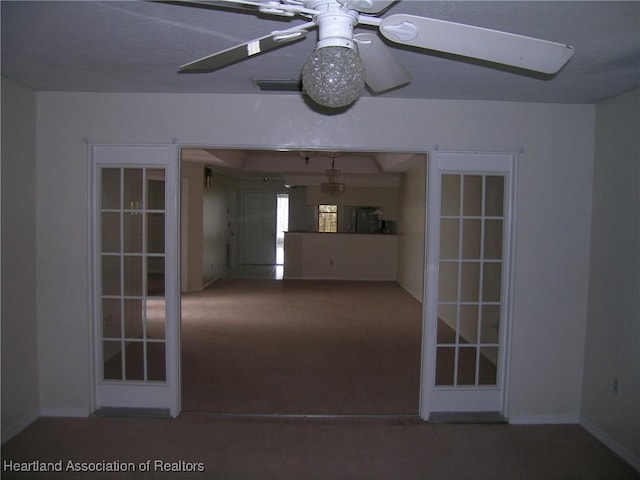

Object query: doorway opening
[179,149,428,417]
[276,193,289,273]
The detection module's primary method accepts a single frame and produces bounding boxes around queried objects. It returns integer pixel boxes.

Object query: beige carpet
[3,416,638,480]
[181,279,423,415]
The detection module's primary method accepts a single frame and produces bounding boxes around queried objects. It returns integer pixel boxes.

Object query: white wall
[396,156,427,301]
[288,186,307,232]
[203,171,236,283]
[181,161,204,292]
[582,88,640,468]
[284,232,397,281]
[34,92,595,420]
[1,78,40,439]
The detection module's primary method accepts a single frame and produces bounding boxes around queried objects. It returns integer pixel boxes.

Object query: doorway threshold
[428,412,506,424]
[181,411,422,424]
[92,407,171,419]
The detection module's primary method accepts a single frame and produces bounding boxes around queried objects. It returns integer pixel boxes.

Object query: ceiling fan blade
[169,0,316,17]
[342,0,396,14]
[165,0,263,14]
[379,14,575,74]
[179,30,307,73]
[354,33,410,92]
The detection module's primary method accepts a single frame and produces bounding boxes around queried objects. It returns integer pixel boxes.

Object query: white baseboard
[1,409,40,445]
[508,414,580,424]
[581,417,640,472]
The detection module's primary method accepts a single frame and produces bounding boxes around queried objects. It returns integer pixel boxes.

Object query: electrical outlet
[613,377,619,394]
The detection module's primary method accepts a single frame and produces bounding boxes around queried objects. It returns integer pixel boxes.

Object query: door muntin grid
[435,174,505,388]
[100,167,167,383]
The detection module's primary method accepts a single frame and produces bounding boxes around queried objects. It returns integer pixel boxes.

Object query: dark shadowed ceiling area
[2,1,639,104]
[3,1,637,178]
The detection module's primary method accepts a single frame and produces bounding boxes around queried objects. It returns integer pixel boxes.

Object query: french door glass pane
[480,305,500,343]
[102,298,121,338]
[437,305,457,343]
[147,257,165,296]
[123,256,143,296]
[100,166,167,383]
[102,213,120,252]
[457,347,477,385]
[436,173,505,388]
[462,175,482,216]
[485,176,504,216]
[479,347,498,385]
[123,214,143,253]
[123,298,143,337]
[435,347,455,385]
[459,305,479,343]
[441,175,461,216]
[147,342,166,381]
[438,262,458,302]
[482,263,502,302]
[147,170,165,209]
[125,341,145,381]
[440,219,459,259]
[103,341,122,380]
[123,169,143,210]
[460,262,480,302]
[147,213,165,254]
[101,169,121,209]
[146,299,166,339]
[484,220,503,259]
[102,256,120,296]
[462,219,481,259]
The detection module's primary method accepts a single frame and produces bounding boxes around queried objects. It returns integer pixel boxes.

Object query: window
[318,205,338,232]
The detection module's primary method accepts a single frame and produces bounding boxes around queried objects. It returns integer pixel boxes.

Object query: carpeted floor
[2,415,638,479]
[181,279,423,415]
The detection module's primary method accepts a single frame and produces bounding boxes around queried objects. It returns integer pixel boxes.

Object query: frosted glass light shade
[302,46,366,108]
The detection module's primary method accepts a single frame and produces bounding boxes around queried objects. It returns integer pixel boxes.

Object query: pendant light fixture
[301,3,366,108]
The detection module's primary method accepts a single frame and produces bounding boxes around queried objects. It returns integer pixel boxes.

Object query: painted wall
[396,156,427,302]
[33,92,594,421]
[180,161,204,293]
[202,171,236,284]
[287,186,308,232]
[285,232,397,280]
[1,78,40,439]
[582,88,640,469]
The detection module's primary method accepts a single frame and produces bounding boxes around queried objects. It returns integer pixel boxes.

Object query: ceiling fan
[175,0,575,108]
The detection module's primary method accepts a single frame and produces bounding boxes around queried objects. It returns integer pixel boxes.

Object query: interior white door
[421,151,515,419]
[242,192,277,265]
[91,145,180,416]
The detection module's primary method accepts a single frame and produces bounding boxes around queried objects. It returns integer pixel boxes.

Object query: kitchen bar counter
[284,231,397,280]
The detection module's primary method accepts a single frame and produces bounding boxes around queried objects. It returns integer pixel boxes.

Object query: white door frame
[420,150,517,421]
[90,144,181,417]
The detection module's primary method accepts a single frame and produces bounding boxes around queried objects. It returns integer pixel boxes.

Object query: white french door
[421,151,516,419]
[91,145,180,416]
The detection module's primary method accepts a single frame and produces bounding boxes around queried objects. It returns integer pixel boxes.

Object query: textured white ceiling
[2,1,639,104]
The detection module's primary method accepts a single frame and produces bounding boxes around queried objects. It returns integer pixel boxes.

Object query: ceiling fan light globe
[302,46,366,109]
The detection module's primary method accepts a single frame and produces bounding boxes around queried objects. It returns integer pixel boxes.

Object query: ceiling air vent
[254,79,302,92]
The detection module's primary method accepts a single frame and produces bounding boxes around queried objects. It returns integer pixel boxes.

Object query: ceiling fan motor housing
[308,0,359,50]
